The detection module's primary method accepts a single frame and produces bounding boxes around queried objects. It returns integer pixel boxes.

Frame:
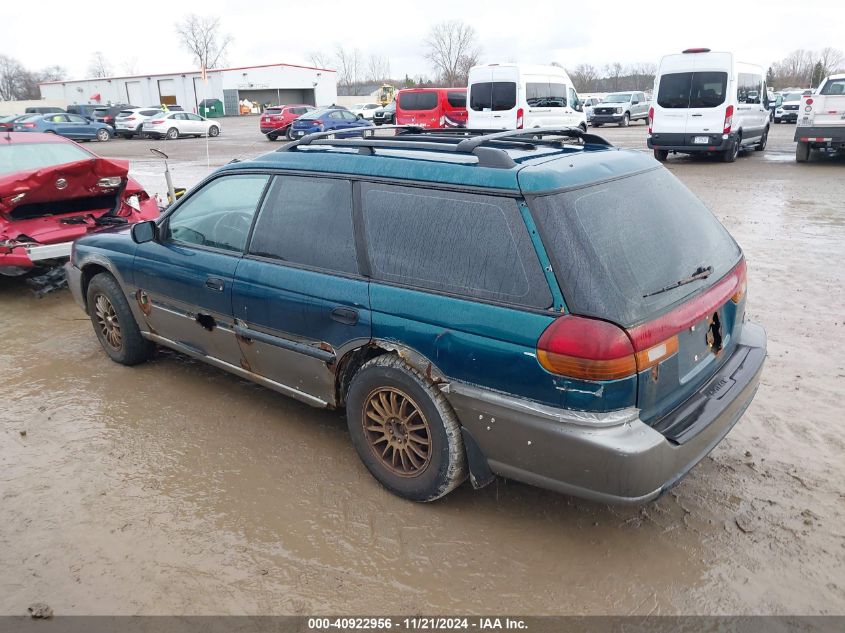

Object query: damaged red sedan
[0,132,158,274]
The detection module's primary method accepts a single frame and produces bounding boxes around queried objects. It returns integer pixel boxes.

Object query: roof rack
[276,125,612,169]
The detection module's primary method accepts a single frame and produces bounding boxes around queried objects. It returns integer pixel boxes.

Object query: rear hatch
[396,91,440,127]
[526,166,746,424]
[261,108,283,125]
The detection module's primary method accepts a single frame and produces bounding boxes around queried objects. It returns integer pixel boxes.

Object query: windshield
[604,94,633,103]
[782,92,803,102]
[0,143,92,175]
[530,168,741,327]
[657,72,727,108]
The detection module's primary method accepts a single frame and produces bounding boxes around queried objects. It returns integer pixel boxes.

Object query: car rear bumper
[260,125,286,134]
[794,126,845,145]
[0,240,73,268]
[449,321,766,504]
[648,131,734,153]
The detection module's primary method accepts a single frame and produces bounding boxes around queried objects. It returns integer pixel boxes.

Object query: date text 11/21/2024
[307,617,528,630]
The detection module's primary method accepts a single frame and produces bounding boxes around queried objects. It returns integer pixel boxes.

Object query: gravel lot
[1,117,843,616]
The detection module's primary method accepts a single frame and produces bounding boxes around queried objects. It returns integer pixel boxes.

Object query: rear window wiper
[643,265,713,298]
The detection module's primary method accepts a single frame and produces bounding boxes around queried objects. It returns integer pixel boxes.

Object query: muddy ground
[1,119,843,615]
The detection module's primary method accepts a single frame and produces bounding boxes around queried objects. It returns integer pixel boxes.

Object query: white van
[467,63,586,131]
[648,49,770,162]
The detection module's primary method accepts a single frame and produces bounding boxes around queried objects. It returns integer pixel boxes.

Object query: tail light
[516,108,524,129]
[648,106,654,134]
[723,105,734,134]
[538,258,746,381]
[125,116,136,121]
[97,176,123,188]
[151,119,165,124]
[22,123,36,128]
[805,98,814,106]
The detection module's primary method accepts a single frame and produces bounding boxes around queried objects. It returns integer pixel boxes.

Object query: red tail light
[516,108,524,129]
[22,123,36,128]
[538,258,747,381]
[151,119,165,124]
[125,117,136,121]
[723,105,734,134]
[805,98,814,106]
[648,106,654,134]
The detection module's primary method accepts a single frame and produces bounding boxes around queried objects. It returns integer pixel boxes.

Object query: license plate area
[693,136,710,144]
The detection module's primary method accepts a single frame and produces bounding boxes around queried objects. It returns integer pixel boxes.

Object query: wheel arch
[78,257,126,313]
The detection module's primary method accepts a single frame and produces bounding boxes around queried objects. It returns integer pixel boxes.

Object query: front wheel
[165,127,178,140]
[591,122,602,127]
[208,125,220,137]
[86,273,154,366]
[795,141,810,163]
[619,113,629,127]
[345,355,467,502]
[96,128,111,142]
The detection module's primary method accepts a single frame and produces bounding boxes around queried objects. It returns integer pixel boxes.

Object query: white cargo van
[466,63,586,131]
[648,49,770,162]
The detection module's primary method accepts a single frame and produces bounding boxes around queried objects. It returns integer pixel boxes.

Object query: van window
[530,168,741,328]
[820,78,845,95]
[446,91,466,108]
[399,92,438,111]
[249,176,357,274]
[657,72,727,108]
[362,184,552,308]
[737,73,762,103]
[526,83,568,108]
[470,82,517,111]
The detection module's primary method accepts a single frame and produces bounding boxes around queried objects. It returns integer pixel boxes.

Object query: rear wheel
[267,132,278,141]
[755,128,768,151]
[165,127,178,140]
[653,148,669,161]
[86,273,154,366]
[722,136,739,162]
[619,113,629,127]
[591,122,602,127]
[345,355,467,502]
[208,125,220,137]
[795,141,810,163]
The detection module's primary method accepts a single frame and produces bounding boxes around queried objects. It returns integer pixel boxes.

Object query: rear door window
[529,168,741,327]
[399,92,438,111]
[361,184,551,308]
[658,72,727,108]
[249,176,357,274]
[446,91,466,108]
[470,82,517,111]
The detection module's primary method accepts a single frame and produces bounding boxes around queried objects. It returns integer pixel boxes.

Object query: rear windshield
[530,168,741,327]
[657,72,727,108]
[93,109,109,115]
[399,91,438,111]
[118,110,134,116]
[819,79,845,95]
[446,91,466,108]
[470,82,517,111]
[0,143,91,175]
[265,108,282,114]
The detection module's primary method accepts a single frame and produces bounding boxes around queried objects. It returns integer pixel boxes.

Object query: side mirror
[131,220,157,244]
[574,102,583,112]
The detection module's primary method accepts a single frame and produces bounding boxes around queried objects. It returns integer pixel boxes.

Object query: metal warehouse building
[39,62,338,115]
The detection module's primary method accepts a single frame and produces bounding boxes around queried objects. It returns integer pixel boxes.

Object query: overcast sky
[3,0,843,80]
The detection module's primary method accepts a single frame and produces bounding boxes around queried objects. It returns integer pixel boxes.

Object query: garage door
[158,79,177,106]
[125,81,142,105]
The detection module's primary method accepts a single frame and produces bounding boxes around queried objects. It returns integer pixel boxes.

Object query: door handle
[205,277,225,292]
[691,113,703,117]
[330,307,359,325]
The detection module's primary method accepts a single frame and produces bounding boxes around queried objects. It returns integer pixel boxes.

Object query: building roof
[39,62,336,86]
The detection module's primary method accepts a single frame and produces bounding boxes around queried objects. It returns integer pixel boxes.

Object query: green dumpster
[199,99,224,118]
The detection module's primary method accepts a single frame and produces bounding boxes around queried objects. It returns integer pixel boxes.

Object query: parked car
[773,92,803,123]
[0,114,27,131]
[142,112,221,140]
[66,126,766,505]
[114,108,165,138]
[93,104,136,126]
[794,74,845,162]
[66,104,99,119]
[289,107,373,138]
[467,63,586,131]
[24,106,65,114]
[349,103,382,120]
[373,101,396,126]
[0,132,157,273]
[259,104,315,140]
[582,97,602,123]
[395,88,467,128]
[648,48,770,162]
[13,113,114,141]
[591,92,649,127]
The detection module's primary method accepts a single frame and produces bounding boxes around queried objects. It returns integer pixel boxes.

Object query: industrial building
[38,62,338,114]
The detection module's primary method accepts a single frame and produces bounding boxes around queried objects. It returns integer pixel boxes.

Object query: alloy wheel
[362,387,432,477]
[94,294,122,350]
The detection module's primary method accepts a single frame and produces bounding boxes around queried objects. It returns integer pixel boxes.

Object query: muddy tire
[795,141,810,163]
[345,355,467,502]
[86,273,154,366]
[653,148,669,161]
[165,127,178,140]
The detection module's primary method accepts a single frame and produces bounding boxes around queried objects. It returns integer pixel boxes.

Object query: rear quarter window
[361,184,551,309]
[530,168,741,327]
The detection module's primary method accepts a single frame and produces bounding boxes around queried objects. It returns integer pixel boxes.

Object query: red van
[395,88,467,128]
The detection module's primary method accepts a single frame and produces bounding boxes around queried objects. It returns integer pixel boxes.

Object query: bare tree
[308,52,333,69]
[39,65,66,82]
[367,54,391,84]
[122,57,139,75]
[569,63,599,92]
[818,47,844,78]
[0,55,26,100]
[175,14,232,70]
[334,45,363,89]
[87,51,113,78]
[604,62,624,91]
[773,49,815,87]
[424,20,480,86]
